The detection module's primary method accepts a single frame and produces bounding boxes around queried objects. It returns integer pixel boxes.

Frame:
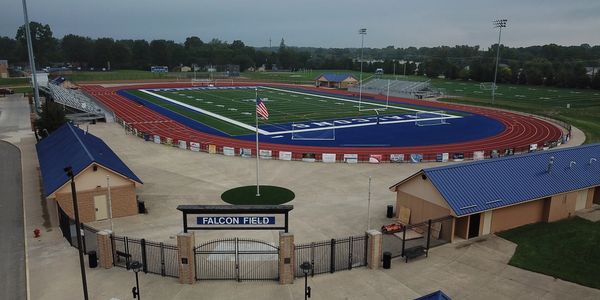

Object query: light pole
[130,260,143,299]
[64,166,89,300]
[21,0,41,114]
[300,261,312,300]
[492,19,507,105]
[358,28,367,110]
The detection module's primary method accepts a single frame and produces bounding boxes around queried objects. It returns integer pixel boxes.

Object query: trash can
[137,200,146,214]
[386,205,394,218]
[88,251,98,268]
[383,251,392,269]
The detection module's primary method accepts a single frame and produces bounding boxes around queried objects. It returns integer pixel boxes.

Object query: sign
[322,153,336,163]
[190,142,201,152]
[177,205,293,232]
[153,135,161,144]
[369,154,382,164]
[473,151,485,160]
[208,144,217,154]
[390,154,404,163]
[196,216,275,225]
[223,146,235,156]
[259,149,272,159]
[410,153,423,163]
[178,140,187,150]
[240,148,252,158]
[278,151,292,161]
[344,154,358,164]
[302,153,315,162]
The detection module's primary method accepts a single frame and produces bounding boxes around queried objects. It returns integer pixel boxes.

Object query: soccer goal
[291,123,336,140]
[480,82,497,91]
[192,78,211,87]
[415,111,450,126]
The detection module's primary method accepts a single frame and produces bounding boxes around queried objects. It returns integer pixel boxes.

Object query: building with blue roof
[37,122,143,223]
[315,73,358,89]
[390,144,600,241]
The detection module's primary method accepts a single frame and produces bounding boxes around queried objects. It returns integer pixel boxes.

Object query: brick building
[37,123,142,223]
[315,73,358,89]
[0,60,8,78]
[390,144,600,241]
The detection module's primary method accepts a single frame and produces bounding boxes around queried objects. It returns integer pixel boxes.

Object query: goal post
[415,111,450,126]
[480,82,497,91]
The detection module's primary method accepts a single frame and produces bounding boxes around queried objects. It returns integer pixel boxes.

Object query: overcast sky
[2,0,599,49]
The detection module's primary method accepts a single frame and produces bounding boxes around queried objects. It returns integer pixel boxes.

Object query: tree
[62,34,92,66]
[184,36,203,49]
[131,40,150,69]
[591,72,600,90]
[92,38,115,69]
[0,36,19,63]
[15,22,56,67]
[34,101,66,138]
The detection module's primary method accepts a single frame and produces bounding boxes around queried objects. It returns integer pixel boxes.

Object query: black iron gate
[194,238,279,281]
[111,235,179,278]
[58,205,75,247]
[294,234,368,277]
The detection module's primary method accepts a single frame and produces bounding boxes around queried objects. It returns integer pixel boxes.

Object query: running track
[81,82,564,162]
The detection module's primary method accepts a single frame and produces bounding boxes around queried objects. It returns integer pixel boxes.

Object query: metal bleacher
[47,78,111,122]
[349,79,442,99]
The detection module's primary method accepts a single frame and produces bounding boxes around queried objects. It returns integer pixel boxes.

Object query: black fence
[111,235,179,278]
[382,216,454,259]
[58,205,75,247]
[194,238,279,281]
[294,234,368,277]
[81,224,98,255]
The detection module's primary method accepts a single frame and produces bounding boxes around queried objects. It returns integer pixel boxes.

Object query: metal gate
[294,234,368,277]
[194,238,279,281]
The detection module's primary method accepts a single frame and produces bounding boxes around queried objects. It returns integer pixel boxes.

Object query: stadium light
[358,28,367,110]
[21,0,41,114]
[492,19,507,105]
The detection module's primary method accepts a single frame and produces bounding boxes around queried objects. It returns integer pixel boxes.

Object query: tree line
[1,22,599,89]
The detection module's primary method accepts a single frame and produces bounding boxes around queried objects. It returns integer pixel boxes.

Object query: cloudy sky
[1,0,599,48]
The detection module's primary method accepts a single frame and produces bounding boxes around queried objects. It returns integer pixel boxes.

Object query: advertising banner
[223,146,235,156]
[278,151,292,161]
[473,151,485,160]
[190,142,201,152]
[240,148,252,158]
[344,154,358,164]
[322,153,336,163]
[208,144,217,154]
[390,154,404,163]
[369,154,382,164]
[259,149,272,159]
[178,140,187,150]
[153,135,161,144]
[410,154,423,163]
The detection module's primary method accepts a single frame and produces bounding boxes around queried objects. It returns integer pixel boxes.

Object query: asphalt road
[0,140,26,300]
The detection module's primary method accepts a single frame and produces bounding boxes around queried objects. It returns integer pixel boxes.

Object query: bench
[403,245,427,263]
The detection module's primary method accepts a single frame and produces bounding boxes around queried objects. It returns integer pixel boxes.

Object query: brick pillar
[367,230,382,269]
[177,232,196,284]
[97,230,113,269]
[278,232,295,284]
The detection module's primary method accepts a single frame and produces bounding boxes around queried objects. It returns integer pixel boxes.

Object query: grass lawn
[68,69,202,81]
[0,77,30,87]
[497,217,600,289]
[221,185,295,205]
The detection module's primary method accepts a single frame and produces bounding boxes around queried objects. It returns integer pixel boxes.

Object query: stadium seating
[48,82,109,120]
[349,79,441,99]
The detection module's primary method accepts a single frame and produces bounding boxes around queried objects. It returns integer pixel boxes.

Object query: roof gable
[315,73,356,82]
[36,123,142,197]
[422,144,600,216]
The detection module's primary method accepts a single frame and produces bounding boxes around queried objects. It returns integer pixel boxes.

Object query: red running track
[81,82,565,162]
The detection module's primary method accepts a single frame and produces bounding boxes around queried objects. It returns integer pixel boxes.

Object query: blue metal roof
[415,290,452,300]
[422,144,600,216]
[36,123,142,197]
[315,73,356,82]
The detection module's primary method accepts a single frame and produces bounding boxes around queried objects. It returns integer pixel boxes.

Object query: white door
[575,190,588,211]
[94,195,108,220]
[482,211,493,235]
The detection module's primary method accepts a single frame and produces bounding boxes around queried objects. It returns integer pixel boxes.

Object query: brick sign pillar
[177,232,196,284]
[366,230,382,269]
[278,232,295,284]
[97,230,113,269]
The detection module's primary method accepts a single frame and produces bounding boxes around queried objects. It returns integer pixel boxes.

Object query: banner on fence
[529,144,538,152]
[491,149,499,158]
[442,153,449,162]
[190,142,201,152]
[505,148,514,156]
[166,138,173,146]
[178,140,187,150]
[279,151,292,161]
[240,148,252,158]
[473,151,485,160]
[153,135,161,144]
[322,153,336,163]
[453,153,464,161]
[208,144,217,154]
[259,149,272,159]
[344,154,358,164]
[302,153,316,162]
[410,153,423,163]
[223,147,235,156]
[369,154,382,164]
[390,154,404,163]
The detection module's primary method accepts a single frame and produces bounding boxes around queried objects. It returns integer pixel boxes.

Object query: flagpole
[255,88,261,197]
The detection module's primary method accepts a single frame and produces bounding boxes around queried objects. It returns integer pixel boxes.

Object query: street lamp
[358,28,367,110]
[492,19,507,105]
[64,166,89,300]
[300,261,312,300]
[129,260,143,299]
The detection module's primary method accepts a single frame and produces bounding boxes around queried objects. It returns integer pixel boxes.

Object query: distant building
[0,60,8,78]
[179,66,192,72]
[315,73,359,89]
[585,67,599,77]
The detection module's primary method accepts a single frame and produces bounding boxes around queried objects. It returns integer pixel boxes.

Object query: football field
[126,86,461,137]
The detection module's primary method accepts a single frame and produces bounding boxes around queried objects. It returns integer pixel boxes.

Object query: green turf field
[128,86,448,136]
[435,81,600,143]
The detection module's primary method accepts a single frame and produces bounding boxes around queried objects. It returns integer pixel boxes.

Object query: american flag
[256,97,269,120]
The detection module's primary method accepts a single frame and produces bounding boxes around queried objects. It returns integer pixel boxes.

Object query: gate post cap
[279,231,293,237]
[367,229,382,236]
[177,231,194,237]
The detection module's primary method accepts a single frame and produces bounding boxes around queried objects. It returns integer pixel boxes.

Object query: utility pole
[21,0,41,114]
[358,28,367,110]
[492,19,507,105]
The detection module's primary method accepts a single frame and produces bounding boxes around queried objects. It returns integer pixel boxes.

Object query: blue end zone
[119,89,506,148]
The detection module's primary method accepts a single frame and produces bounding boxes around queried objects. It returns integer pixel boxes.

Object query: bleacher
[47,79,110,121]
[349,79,442,99]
